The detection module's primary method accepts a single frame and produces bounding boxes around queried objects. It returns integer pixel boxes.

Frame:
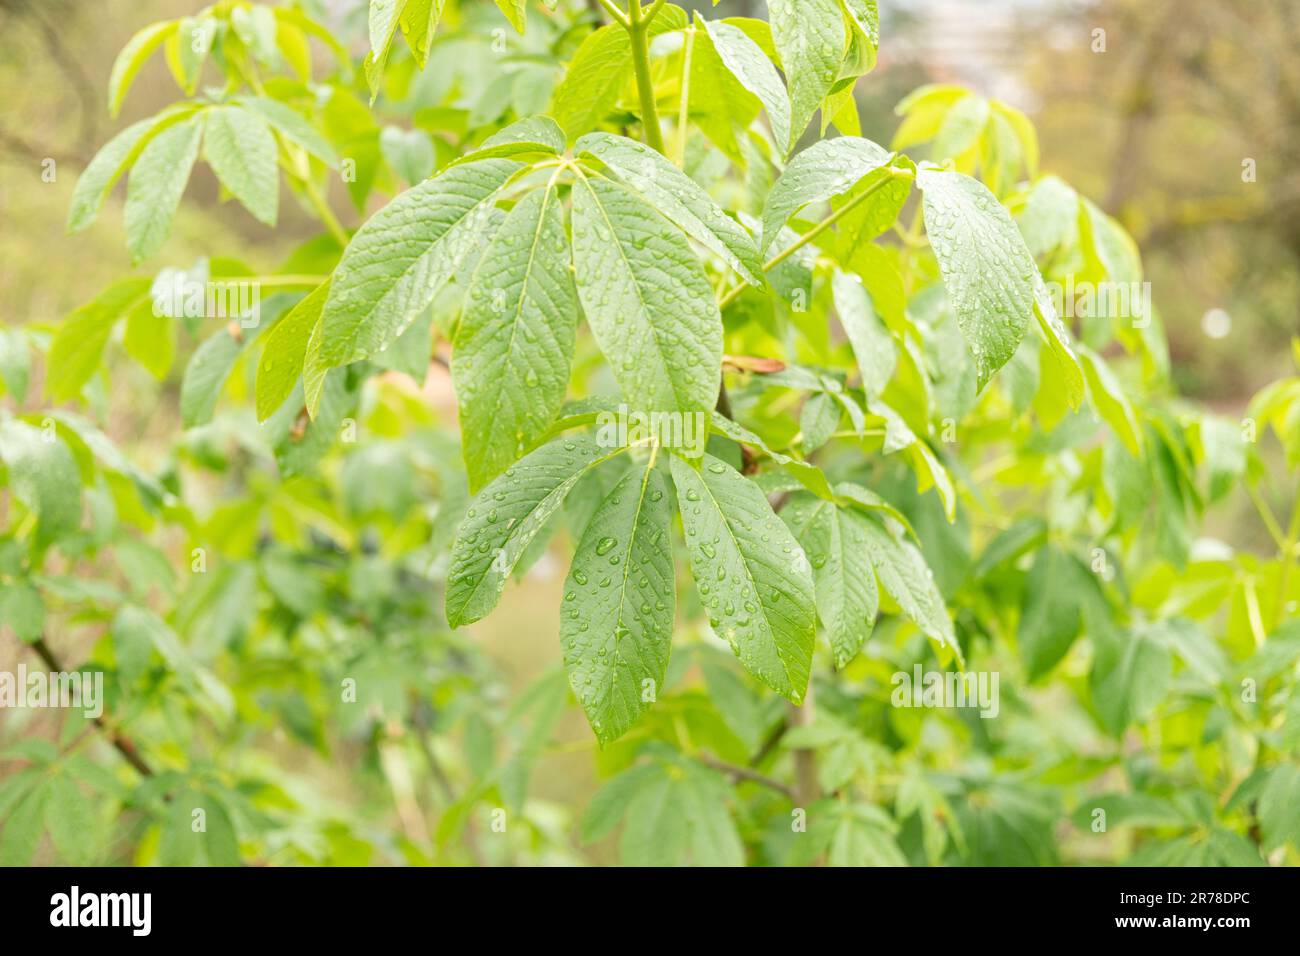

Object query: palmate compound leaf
[320,157,524,370]
[766,0,845,145]
[670,453,816,703]
[917,166,1038,391]
[575,132,765,286]
[454,184,578,492]
[760,136,895,254]
[561,453,675,744]
[571,171,722,416]
[446,435,628,627]
[780,494,879,668]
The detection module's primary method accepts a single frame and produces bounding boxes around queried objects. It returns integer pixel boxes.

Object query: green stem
[594,0,629,27]
[718,164,912,311]
[627,0,666,154]
[675,25,696,167]
[302,176,350,248]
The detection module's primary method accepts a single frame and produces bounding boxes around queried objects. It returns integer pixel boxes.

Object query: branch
[29,637,154,778]
[697,753,794,800]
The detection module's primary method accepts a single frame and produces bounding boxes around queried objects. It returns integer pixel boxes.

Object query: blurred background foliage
[0,0,1296,865]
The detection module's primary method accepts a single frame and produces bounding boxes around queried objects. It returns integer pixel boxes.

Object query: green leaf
[670,453,816,702]
[320,158,521,369]
[446,435,626,626]
[761,136,893,253]
[0,581,44,643]
[561,455,675,744]
[833,269,896,394]
[1033,275,1085,411]
[125,116,204,263]
[234,96,340,167]
[108,20,178,117]
[181,327,245,428]
[800,391,839,452]
[551,7,687,141]
[256,282,330,422]
[1079,345,1143,456]
[702,18,791,153]
[1018,548,1084,680]
[709,411,836,500]
[782,496,878,667]
[1259,764,1300,853]
[494,0,527,33]
[202,106,279,226]
[44,774,95,865]
[857,510,958,660]
[47,278,151,400]
[0,328,30,403]
[123,296,176,380]
[1090,626,1172,736]
[576,132,765,286]
[67,118,152,233]
[454,186,577,492]
[398,0,446,70]
[571,172,722,415]
[380,126,436,185]
[767,0,845,142]
[917,166,1036,391]
[0,781,47,866]
[0,421,81,547]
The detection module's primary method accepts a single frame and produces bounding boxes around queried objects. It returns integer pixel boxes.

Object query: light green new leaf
[124,117,204,263]
[399,0,446,69]
[917,166,1036,391]
[123,296,176,380]
[577,132,764,286]
[256,281,330,422]
[181,327,245,428]
[571,172,722,415]
[1079,345,1143,456]
[767,0,845,142]
[1033,274,1085,410]
[320,158,521,369]
[551,7,687,141]
[108,20,178,117]
[494,0,527,33]
[446,435,626,626]
[761,136,893,253]
[66,118,152,233]
[454,186,578,492]
[561,456,675,744]
[833,269,896,394]
[857,510,958,660]
[0,421,81,547]
[1259,764,1300,853]
[782,495,879,667]
[203,106,279,226]
[46,278,152,400]
[702,18,791,153]
[670,454,816,702]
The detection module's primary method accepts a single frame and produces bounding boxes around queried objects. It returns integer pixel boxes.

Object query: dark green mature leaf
[576,132,764,286]
[571,172,722,415]
[767,0,844,143]
[125,117,204,262]
[203,106,279,226]
[782,495,879,667]
[761,136,893,253]
[917,166,1037,391]
[447,435,626,626]
[561,455,675,743]
[670,454,816,702]
[320,158,522,369]
[454,185,578,492]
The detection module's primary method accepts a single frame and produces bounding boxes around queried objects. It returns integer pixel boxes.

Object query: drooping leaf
[446,435,626,627]
[561,455,675,744]
[761,136,893,253]
[256,281,330,422]
[670,454,816,702]
[917,166,1037,391]
[702,18,791,154]
[833,269,896,395]
[124,116,204,263]
[203,106,279,226]
[766,0,845,143]
[108,20,179,117]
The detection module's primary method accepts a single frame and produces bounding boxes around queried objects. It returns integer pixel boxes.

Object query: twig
[697,753,794,799]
